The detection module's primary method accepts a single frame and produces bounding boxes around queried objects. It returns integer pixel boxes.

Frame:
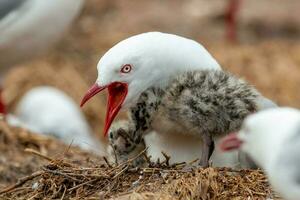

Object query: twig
[64,140,74,155]
[28,192,42,200]
[141,167,188,173]
[142,151,152,165]
[112,165,129,179]
[0,171,43,195]
[62,172,109,179]
[25,148,73,167]
[67,179,96,192]
[0,120,14,141]
[24,148,53,162]
[125,148,148,165]
[42,167,82,182]
[171,162,186,168]
[60,186,67,200]
[111,147,148,171]
[156,158,160,165]
[103,156,112,168]
[188,158,199,165]
[64,167,102,171]
[161,151,171,166]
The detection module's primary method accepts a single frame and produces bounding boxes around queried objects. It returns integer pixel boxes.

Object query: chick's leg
[107,121,147,167]
[199,134,214,167]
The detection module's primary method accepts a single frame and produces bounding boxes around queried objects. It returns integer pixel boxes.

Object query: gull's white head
[81,32,221,135]
[220,107,300,167]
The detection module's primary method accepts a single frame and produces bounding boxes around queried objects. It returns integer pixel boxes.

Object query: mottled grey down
[0,0,25,20]
[108,70,263,166]
[155,70,260,138]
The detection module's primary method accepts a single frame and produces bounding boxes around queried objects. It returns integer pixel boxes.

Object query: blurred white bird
[7,86,104,155]
[0,0,84,68]
[81,32,276,167]
[220,107,300,200]
[0,0,83,118]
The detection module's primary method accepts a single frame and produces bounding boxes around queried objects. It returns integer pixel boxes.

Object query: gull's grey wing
[257,96,277,110]
[0,0,25,20]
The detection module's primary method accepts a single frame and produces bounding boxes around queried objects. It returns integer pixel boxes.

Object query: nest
[0,119,278,200]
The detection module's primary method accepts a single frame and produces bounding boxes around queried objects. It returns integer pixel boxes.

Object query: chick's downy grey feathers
[159,70,260,138]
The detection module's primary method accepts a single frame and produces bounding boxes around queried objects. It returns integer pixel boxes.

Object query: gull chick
[220,108,300,200]
[107,70,260,166]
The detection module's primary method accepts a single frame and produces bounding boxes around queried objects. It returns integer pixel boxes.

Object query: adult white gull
[0,0,83,116]
[220,107,300,200]
[7,86,104,154]
[0,0,83,69]
[81,32,221,132]
[81,32,276,167]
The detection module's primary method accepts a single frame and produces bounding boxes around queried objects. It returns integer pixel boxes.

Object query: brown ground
[1,0,299,199]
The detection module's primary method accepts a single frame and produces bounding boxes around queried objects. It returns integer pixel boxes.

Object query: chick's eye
[120,64,132,73]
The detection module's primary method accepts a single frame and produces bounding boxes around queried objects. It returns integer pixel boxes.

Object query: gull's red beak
[80,82,128,136]
[219,132,243,151]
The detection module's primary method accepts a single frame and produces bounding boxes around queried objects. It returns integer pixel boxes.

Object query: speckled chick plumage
[108,70,261,166]
[107,120,146,166]
[156,70,259,137]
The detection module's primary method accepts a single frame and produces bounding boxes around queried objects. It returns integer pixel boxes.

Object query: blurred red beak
[219,132,243,151]
[0,89,6,115]
[80,82,128,136]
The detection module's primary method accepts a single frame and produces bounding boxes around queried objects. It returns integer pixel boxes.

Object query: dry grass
[0,119,278,200]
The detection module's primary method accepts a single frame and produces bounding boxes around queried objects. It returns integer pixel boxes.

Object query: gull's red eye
[120,64,132,73]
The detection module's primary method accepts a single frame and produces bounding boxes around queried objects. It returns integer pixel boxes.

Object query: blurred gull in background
[0,0,84,115]
[0,0,99,154]
[220,107,300,200]
[0,0,84,70]
[0,0,98,153]
[7,86,104,155]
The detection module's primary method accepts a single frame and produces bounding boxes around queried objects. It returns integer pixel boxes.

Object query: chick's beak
[80,82,128,136]
[219,132,243,151]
